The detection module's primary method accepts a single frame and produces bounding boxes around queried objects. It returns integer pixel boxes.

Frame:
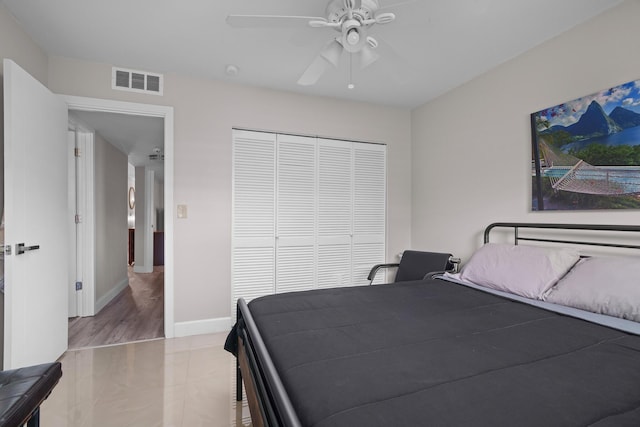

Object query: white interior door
[3,59,69,369]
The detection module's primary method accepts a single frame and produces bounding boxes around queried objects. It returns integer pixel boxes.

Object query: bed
[226,223,640,427]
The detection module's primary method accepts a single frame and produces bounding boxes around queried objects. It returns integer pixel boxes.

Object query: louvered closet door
[232,131,387,314]
[276,134,317,293]
[317,139,353,288]
[231,130,276,317]
[353,143,387,285]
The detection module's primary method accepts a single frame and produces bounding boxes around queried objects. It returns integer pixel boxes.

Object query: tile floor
[41,333,252,427]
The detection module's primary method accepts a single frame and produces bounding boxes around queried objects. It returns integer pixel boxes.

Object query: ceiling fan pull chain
[348,52,355,90]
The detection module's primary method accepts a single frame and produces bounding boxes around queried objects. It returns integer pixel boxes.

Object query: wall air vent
[112,67,163,96]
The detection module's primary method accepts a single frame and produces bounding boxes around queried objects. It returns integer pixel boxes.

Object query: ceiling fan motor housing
[327,0,378,28]
[327,0,379,53]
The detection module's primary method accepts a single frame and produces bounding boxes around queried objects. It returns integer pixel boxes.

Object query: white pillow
[459,243,580,299]
[546,257,640,322]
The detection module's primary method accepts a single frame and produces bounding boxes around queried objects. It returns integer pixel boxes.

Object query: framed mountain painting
[531,79,640,211]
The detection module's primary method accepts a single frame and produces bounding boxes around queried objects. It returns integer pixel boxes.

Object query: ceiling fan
[226,0,403,87]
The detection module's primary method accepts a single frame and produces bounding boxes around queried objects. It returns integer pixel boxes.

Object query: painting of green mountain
[531,79,640,211]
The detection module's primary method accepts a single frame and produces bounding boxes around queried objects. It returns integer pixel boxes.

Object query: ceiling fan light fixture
[342,19,366,52]
[346,28,360,45]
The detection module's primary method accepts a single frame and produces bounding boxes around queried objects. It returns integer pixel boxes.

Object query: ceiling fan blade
[226,15,327,28]
[344,0,362,19]
[298,40,345,86]
[349,0,362,10]
[320,39,343,67]
[297,55,330,86]
[357,45,380,69]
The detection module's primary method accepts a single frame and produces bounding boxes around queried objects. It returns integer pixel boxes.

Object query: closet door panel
[353,143,387,284]
[276,134,316,293]
[233,246,275,304]
[231,130,276,317]
[352,238,386,286]
[317,139,352,237]
[276,245,315,293]
[317,139,353,288]
[318,242,351,288]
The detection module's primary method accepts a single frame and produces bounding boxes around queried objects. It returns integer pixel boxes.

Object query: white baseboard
[133,265,153,274]
[174,317,233,338]
[95,278,129,314]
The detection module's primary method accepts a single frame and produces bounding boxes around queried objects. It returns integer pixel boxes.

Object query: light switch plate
[177,204,188,219]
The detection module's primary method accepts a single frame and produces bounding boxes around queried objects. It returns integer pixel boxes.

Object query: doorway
[63,95,175,345]
[68,266,165,348]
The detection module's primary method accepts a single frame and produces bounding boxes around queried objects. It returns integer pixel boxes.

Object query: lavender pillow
[546,257,640,322]
[459,243,580,299]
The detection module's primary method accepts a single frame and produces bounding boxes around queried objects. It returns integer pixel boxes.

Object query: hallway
[68,266,164,349]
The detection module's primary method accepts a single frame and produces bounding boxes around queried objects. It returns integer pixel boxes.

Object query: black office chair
[367,250,460,285]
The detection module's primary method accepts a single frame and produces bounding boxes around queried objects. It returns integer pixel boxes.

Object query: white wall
[46,57,413,325]
[94,133,129,311]
[0,3,49,233]
[0,4,48,85]
[411,0,640,262]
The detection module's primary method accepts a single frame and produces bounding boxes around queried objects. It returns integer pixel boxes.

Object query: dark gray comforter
[245,278,640,427]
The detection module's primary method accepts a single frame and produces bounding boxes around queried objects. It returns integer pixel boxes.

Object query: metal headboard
[484,223,640,251]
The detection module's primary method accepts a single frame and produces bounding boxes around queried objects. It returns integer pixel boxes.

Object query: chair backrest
[394,250,453,282]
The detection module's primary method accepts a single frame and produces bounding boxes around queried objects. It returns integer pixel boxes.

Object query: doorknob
[16,243,40,255]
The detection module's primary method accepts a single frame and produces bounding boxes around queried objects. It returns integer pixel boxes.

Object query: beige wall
[411,0,640,262]
[94,133,129,308]
[47,57,413,323]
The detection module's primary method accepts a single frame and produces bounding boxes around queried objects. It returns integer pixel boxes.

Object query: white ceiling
[2,0,621,109]
[2,0,623,180]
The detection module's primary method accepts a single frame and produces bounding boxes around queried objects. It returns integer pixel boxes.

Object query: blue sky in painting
[535,79,640,128]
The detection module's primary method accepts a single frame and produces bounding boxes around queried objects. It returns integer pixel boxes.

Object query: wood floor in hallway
[68,266,164,349]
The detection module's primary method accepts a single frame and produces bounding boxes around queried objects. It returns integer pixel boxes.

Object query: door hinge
[75,281,83,291]
[74,147,81,157]
[75,214,82,224]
